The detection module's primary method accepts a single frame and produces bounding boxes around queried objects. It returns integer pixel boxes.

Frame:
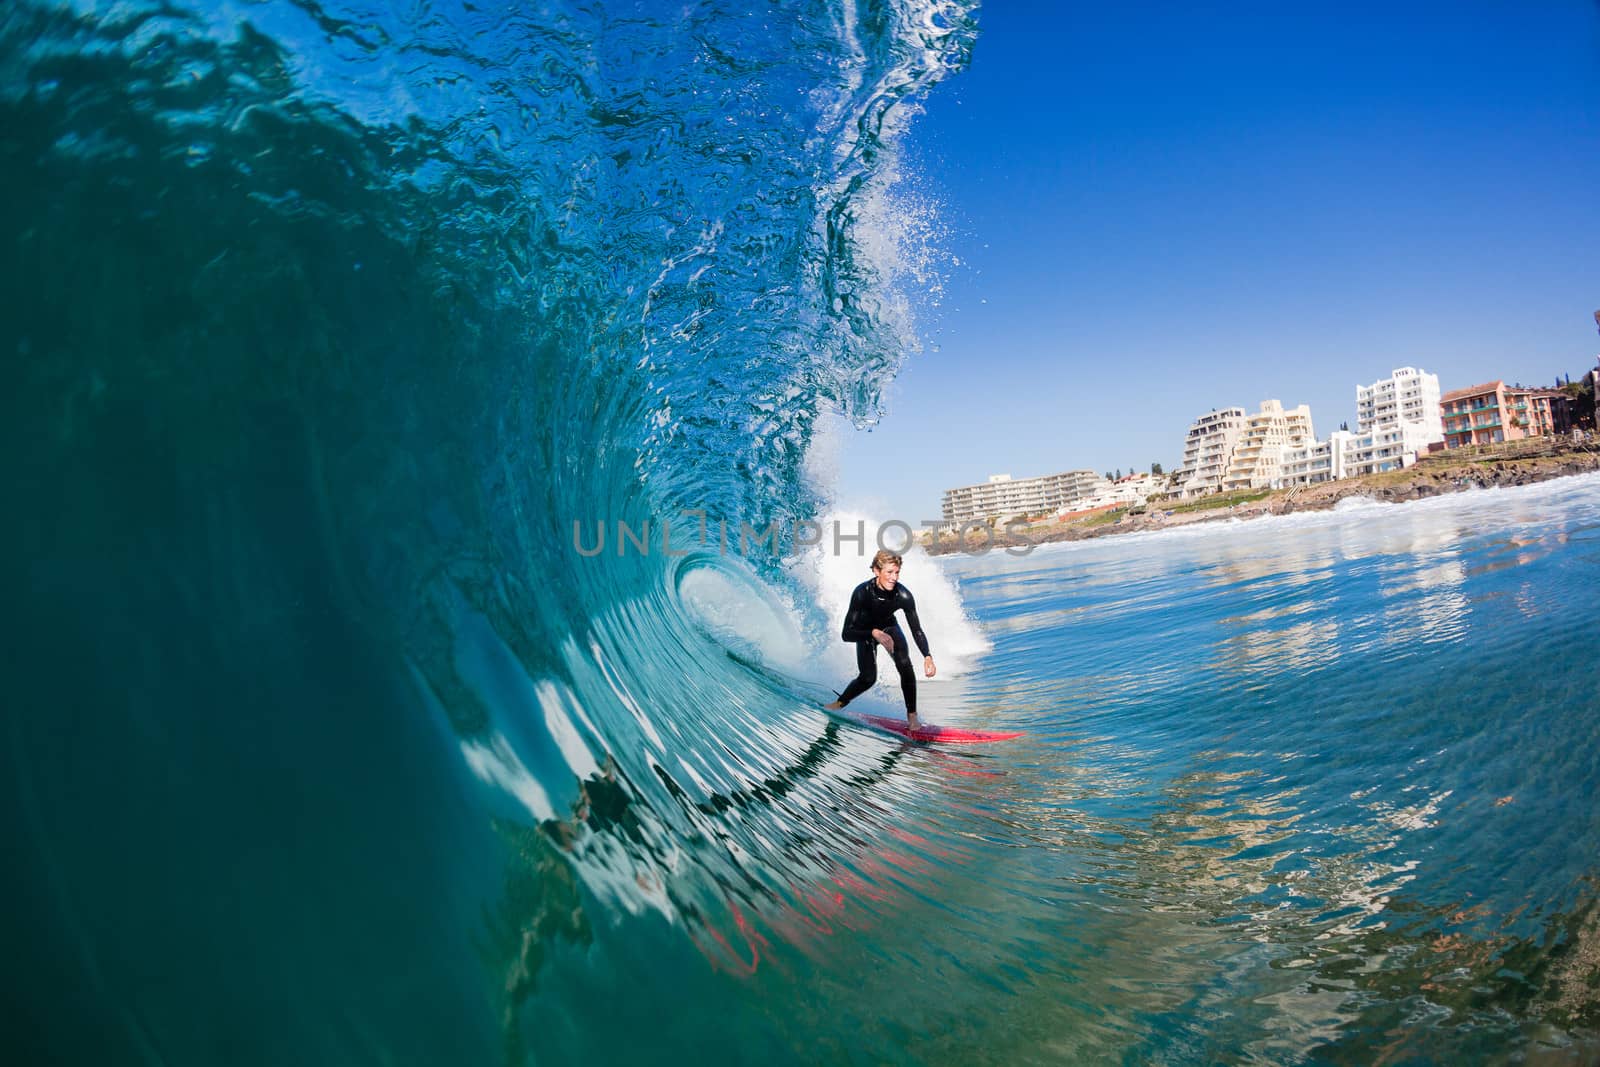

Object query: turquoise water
[6,0,1600,1062]
[934,479,1600,1063]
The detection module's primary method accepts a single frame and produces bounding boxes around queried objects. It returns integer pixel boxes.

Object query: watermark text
[570,513,1034,559]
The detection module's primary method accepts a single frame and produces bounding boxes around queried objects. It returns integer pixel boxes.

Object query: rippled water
[919,476,1600,1064]
[5,0,1599,1062]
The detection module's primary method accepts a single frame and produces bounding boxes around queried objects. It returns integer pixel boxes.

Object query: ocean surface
[6,1,1600,1063]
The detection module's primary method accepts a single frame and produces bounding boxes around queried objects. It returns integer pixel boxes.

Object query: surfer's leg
[832,641,878,708]
[887,625,917,720]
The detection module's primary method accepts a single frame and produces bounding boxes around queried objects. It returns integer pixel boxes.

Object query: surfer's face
[874,563,900,590]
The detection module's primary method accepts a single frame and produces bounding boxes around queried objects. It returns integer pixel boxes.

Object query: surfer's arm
[840,585,874,643]
[899,587,932,658]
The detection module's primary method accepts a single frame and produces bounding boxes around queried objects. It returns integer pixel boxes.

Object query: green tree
[1565,374,1596,429]
[1151,462,1164,476]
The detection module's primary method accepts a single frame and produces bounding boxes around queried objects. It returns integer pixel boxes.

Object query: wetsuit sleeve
[840,583,874,643]
[898,586,932,657]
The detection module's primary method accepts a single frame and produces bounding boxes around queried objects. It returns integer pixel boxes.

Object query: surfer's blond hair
[871,549,902,571]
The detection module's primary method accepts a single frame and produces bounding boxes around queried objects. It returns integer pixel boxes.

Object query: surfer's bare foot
[824,700,843,711]
[906,714,920,733]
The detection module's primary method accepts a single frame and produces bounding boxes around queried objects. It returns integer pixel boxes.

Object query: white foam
[677,561,811,673]
[786,509,991,695]
[536,679,602,781]
[1333,494,1386,511]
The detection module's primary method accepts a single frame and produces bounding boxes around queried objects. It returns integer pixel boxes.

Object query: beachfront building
[1357,365,1441,432]
[1075,471,1165,512]
[1173,407,1247,497]
[1221,400,1315,491]
[1341,420,1443,476]
[1281,430,1357,486]
[1277,367,1442,484]
[1443,381,1577,448]
[1514,388,1572,437]
[941,469,1108,524]
[1441,382,1516,448]
[1344,422,1441,476]
[1343,367,1444,475]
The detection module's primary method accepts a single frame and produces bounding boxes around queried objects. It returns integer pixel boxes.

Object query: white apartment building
[1344,421,1442,477]
[1174,407,1247,497]
[1221,399,1315,491]
[1356,365,1441,432]
[1280,367,1445,484]
[1281,430,1357,485]
[1346,366,1444,476]
[941,469,1108,524]
[1076,472,1164,512]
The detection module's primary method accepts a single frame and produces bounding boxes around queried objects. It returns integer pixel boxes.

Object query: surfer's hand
[873,629,894,652]
[924,657,937,678]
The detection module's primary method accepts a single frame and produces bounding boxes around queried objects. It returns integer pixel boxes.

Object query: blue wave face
[2,0,976,1061]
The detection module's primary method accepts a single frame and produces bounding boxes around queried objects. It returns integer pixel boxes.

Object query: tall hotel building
[1222,400,1315,491]
[1356,365,1441,431]
[1174,407,1247,497]
[941,470,1108,524]
[1346,366,1443,475]
[1281,367,1442,485]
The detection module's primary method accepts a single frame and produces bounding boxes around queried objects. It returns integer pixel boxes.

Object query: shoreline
[922,438,1600,555]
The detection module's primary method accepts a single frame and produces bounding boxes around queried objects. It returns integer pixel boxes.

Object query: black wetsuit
[836,579,931,715]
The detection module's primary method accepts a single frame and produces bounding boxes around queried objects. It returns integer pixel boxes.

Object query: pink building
[1442,381,1570,447]
[1512,388,1566,437]
[1442,382,1517,448]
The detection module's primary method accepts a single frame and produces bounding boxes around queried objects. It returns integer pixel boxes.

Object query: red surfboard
[851,712,1022,744]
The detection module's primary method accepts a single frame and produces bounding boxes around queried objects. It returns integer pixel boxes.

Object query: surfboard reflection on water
[496,702,1008,1004]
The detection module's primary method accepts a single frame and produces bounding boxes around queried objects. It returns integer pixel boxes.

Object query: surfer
[824,550,937,730]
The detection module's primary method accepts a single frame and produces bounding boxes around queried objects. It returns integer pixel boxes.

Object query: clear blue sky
[832,1,1600,522]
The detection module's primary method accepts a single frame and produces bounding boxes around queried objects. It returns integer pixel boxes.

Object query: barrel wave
[3,1,977,1062]
[10,3,1600,1065]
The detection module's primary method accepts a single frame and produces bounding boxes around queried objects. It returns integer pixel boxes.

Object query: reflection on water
[933,477,1600,1062]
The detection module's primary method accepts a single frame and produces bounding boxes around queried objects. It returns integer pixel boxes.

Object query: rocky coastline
[922,439,1600,555]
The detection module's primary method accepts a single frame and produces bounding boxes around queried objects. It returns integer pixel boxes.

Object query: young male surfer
[824,550,937,730]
